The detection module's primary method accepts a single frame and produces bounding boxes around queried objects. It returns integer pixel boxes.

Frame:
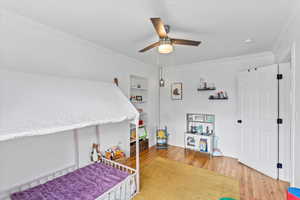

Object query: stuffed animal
[90,143,102,162]
[105,146,126,160]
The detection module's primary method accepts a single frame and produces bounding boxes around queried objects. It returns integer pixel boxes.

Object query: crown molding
[165,51,274,69]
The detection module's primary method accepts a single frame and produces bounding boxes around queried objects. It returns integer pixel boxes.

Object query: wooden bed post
[135,118,140,193]
[73,129,80,169]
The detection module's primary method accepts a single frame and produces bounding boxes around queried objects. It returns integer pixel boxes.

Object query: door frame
[290,43,296,186]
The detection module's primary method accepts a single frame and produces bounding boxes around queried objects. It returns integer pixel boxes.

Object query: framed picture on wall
[171,82,183,100]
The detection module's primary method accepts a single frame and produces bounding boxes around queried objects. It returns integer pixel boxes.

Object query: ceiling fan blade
[139,41,160,53]
[150,18,167,38]
[171,38,201,46]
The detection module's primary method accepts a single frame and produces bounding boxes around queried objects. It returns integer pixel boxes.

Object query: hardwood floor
[126,145,289,200]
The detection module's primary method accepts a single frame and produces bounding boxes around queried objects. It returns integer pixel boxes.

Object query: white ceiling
[0,0,293,65]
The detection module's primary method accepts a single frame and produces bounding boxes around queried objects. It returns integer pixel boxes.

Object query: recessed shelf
[131,101,147,104]
[130,137,148,144]
[130,124,145,129]
[130,74,149,156]
[131,87,148,91]
[185,132,213,136]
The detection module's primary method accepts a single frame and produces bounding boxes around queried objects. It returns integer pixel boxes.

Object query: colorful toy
[199,138,208,152]
[219,198,236,200]
[156,126,169,149]
[288,187,300,200]
[130,126,148,141]
[105,146,126,161]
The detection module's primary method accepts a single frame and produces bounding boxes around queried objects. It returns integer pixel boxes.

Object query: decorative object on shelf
[186,136,196,147]
[209,91,228,100]
[113,78,119,86]
[199,138,208,152]
[130,96,135,101]
[156,126,169,149]
[171,82,183,100]
[130,95,146,104]
[139,119,144,127]
[137,108,143,113]
[194,114,205,122]
[90,143,102,162]
[198,78,216,91]
[159,66,165,87]
[185,113,215,157]
[136,96,143,101]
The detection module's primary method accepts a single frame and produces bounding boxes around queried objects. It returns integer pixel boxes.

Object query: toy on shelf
[288,187,300,200]
[209,91,228,100]
[139,120,144,127]
[156,126,169,149]
[199,138,208,152]
[90,143,102,162]
[105,146,126,161]
[130,126,148,143]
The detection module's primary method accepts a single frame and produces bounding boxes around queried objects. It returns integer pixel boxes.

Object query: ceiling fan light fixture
[158,39,173,54]
[139,18,201,53]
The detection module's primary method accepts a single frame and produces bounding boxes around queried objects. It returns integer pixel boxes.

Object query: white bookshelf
[129,75,149,156]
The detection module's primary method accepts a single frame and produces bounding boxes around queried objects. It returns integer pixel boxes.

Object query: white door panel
[238,65,278,179]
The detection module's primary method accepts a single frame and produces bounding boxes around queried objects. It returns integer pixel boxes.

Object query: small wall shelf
[130,87,148,91]
[197,87,216,91]
[208,97,228,100]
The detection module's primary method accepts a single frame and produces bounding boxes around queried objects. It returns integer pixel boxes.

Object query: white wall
[160,52,274,158]
[0,10,158,191]
[273,0,300,187]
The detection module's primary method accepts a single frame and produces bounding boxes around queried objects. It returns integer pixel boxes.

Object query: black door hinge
[237,120,242,124]
[277,163,283,169]
[277,118,283,124]
[277,74,283,80]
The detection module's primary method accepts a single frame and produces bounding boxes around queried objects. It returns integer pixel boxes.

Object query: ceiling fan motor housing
[164,25,170,34]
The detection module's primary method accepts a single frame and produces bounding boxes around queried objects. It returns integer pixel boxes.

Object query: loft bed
[0,69,140,200]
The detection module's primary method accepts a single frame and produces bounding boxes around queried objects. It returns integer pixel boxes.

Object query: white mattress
[0,69,138,142]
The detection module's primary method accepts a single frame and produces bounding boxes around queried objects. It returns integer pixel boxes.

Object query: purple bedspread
[11,162,129,200]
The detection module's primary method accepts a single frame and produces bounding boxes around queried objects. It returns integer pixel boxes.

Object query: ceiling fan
[139,18,201,54]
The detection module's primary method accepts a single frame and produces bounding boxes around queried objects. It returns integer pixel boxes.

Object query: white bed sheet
[0,69,138,142]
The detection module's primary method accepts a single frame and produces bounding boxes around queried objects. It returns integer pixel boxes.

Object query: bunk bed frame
[1,124,140,200]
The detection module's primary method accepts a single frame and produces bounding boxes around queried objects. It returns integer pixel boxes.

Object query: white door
[238,65,278,179]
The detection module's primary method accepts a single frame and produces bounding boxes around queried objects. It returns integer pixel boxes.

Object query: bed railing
[0,158,137,200]
[0,164,77,200]
[97,158,138,200]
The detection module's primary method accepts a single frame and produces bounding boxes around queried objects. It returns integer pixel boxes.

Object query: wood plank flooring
[126,145,289,200]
